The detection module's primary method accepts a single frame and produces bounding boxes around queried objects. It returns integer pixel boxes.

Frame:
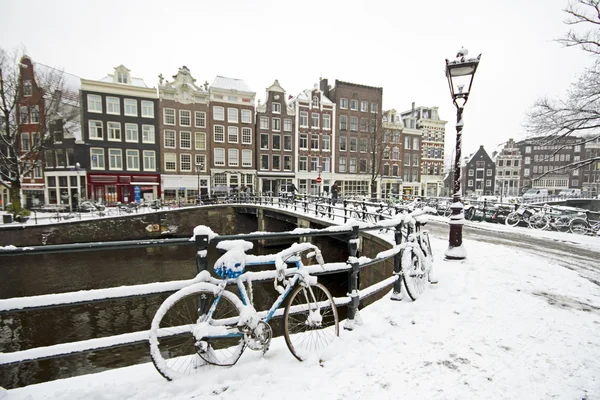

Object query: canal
[0,236,349,389]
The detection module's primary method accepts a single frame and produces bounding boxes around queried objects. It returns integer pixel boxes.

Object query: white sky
[1,0,594,159]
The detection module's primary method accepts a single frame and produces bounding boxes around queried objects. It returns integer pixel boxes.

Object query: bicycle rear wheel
[569,218,588,235]
[528,214,549,230]
[402,248,428,301]
[505,212,520,227]
[149,283,245,381]
[283,282,339,361]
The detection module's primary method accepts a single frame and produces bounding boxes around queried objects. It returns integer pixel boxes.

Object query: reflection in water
[0,237,348,388]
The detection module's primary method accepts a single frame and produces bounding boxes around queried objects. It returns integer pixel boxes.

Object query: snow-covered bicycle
[149,238,339,381]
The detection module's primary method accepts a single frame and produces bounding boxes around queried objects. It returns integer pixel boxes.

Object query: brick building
[208,76,256,193]
[320,79,382,197]
[583,137,600,197]
[158,66,210,203]
[288,84,335,195]
[256,80,296,195]
[463,145,496,196]
[494,138,522,198]
[80,65,160,204]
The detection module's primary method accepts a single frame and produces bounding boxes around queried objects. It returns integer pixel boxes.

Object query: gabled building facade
[494,138,522,198]
[158,66,210,203]
[400,104,446,197]
[255,80,296,195]
[288,84,335,195]
[464,145,496,196]
[381,109,404,197]
[583,137,600,197]
[321,79,382,197]
[208,76,256,192]
[80,65,160,204]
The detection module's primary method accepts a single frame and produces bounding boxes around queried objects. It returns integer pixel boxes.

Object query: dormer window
[117,71,128,84]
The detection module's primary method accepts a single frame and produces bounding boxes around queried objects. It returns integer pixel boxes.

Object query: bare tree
[524,0,600,173]
[367,116,387,200]
[0,47,78,214]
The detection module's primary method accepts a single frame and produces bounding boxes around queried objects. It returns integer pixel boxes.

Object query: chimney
[320,78,329,97]
[411,102,415,117]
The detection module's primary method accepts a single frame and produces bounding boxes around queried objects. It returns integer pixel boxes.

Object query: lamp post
[195,162,203,204]
[444,48,481,260]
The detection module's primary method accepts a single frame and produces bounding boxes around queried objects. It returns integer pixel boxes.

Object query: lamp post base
[444,244,466,260]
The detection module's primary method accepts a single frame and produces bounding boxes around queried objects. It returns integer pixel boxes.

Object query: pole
[444,106,466,260]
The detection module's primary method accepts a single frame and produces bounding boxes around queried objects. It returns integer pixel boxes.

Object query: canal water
[0,238,348,389]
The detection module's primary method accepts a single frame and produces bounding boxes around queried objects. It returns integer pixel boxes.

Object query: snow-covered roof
[211,76,254,93]
[289,87,333,105]
[99,75,148,88]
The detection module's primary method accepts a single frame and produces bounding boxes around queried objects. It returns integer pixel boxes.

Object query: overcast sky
[2,0,593,160]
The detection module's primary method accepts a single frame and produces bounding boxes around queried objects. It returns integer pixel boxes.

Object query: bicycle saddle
[214,240,254,279]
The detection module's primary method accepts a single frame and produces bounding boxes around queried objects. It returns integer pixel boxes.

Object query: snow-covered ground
[4,213,600,399]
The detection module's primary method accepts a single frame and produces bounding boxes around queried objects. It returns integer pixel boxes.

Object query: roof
[33,62,81,104]
[211,76,254,93]
[289,87,334,105]
[100,75,148,88]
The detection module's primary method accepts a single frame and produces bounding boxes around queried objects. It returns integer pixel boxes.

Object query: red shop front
[87,173,161,205]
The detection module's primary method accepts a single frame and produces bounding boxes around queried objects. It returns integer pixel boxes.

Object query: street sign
[316,177,322,183]
[134,186,141,202]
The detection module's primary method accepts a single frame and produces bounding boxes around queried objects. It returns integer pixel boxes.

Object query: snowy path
[6,232,600,400]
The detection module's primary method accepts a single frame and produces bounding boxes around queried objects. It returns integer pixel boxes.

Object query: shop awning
[130,182,159,186]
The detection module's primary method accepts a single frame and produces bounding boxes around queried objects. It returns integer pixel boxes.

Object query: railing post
[328,197,332,219]
[344,225,361,330]
[343,199,348,223]
[195,234,209,274]
[391,222,404,300]
[303,195,308,214]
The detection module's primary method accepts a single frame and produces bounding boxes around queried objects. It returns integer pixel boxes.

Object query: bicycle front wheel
[505,212,520,227]
[149,283,245,381]
[528,214,549,230]
[283,282,339,361]
[402,248,428,301]
[569,218,589,235]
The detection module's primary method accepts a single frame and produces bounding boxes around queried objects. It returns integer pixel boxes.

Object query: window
[284,135,292,150]
[89,120,103,139]
[340,136,347,151]
[261,133,269,150]
[360,159,367,173]
[340,98,348,109]
[19,106,28,124]
[180,110,191,126]
[164,130,176,148]
[323,157,330,172]
[361,101,368,112]
[371,103,378,113]
[242,150,252,167]
[574,145,581,152]
[107,122,121,141]
[87,94,102,112]
[392,147,399,160]
[413,137,419,149]
[350,137,357,152]
[163,108,175,125]
[195,154,206,171]
[227,107,238,123]
[214,148,225,166]
[106,97,120,115]
[142,125,155,143]
[195,132,206,150]
[313,96,319,108]
[125,123,138,142]
[180,131,191,149]
[339,157,347,173]
[486,180,492,187]
[404,153,410,166]
[90,148,105,169]
[213,106,225,121]
[242,127,252,144]
[126,150,139,170]
[284,118,292,131]
[360,138,367,153]
[323,135,331,151]
[323,114,330,129]
[350,100,358,110]
[272,118,281,131]
[272,103,281,114]
[261,154,269,170]
[486,169,492,176]
[193,111,206,128]
[299,156,308,171]
[360,118,367,132]
[141,101,154,118]
[125,99,137,116]
[21,132,30,151]
[213,125,225,142]
[260,116,269,130]
[311,134,319,150]
[176,154,190,171]
[284,155,292,171]
[392,165,399,176]
[312,113,319,128]
[228,126,239,143]
[468,169,474,176]
[524,168,530,177]
[514,160,519,167]
[340,115,348,131]
[412,154,418,166]
[273,134,281,150]
[468,180,473,187]
[23,80,32,96]
[164,153,177,171]
[300,112,308,127]
[108,149,122,170]
[31,106,39,123]
[240,109,251,124]
[300,134,308,149]
[143,151,156,171]
[525,146,531,154]
[404,137,411,149]
[311,157,319,171]
[350,117,358,131]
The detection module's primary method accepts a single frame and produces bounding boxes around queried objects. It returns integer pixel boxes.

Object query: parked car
[522,188,549,201]
[558,189,581,198]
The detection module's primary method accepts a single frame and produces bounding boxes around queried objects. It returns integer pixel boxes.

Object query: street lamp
[444,47,481,260]
[195,162,203,204]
